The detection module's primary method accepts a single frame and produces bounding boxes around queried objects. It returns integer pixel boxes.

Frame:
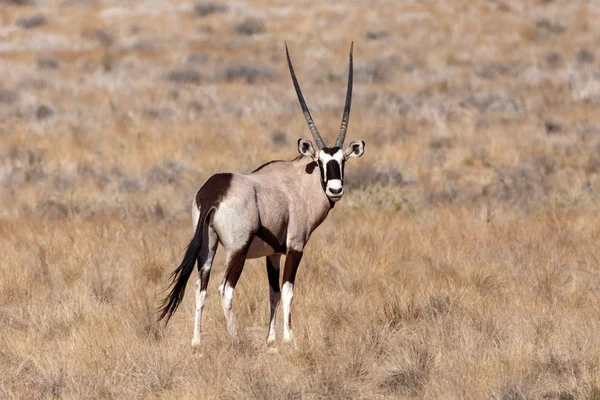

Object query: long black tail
[158,207,214,323]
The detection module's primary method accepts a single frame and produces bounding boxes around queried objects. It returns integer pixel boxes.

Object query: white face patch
[318,150,345,201]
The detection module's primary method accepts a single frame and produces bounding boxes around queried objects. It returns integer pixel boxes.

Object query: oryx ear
[344,140,365,159]
[298,139,316,158]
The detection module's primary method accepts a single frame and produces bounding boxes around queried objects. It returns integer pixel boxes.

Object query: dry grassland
[1,0,600,398]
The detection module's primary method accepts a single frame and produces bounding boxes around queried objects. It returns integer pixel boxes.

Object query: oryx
[158,43,365,348]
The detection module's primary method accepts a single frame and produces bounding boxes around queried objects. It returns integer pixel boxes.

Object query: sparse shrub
[345,164,404,190]
[187,101,203,120]
[474,62,522,80]
[534,155,558,175]
[235,17,265,36]
[119,177,143,192]
[427,295,450,317]
[146,159,188,186]
[498,386,527,400]
[355,56,398,84]
[576,49,595,64]
[37,58,59,69]
[194,1,228,17]
[429,136,453,150]
[16,14,47,29]
[36,104,55,120]
[426,184,461,204]
[128,292,164,341]
[270,130,288,146]
[474,63,510,80]
[85,28,114,47]
[91,270,117,304]
[481,162,549,208]
[222,63,275,84]
[537,354,582,379]
[38,200,69,219]
[546,52,564,68]
[545,121,563,135]
[166,68,201,84]
[371,127,410,145]
[380,344,432,397]
[0,90,19,104]
[131,39,156,52]
[578,124,600,140]
[534,18,566,38]
[542,392,575,400]
[187,52,209,64]
[587,151,600,174]
[459,92,521,113]
[375,92,411,116]
[380,299,423,328]
[365,28,389,40]
[587,386,600,400]
[142,107,176,121]
[140,260,164,284]
[0,147,44,186]
[0,0,35,4]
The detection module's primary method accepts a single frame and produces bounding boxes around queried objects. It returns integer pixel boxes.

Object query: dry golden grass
[2,0,600,398]
[2,210,600,398]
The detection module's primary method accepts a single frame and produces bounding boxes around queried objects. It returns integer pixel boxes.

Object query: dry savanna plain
[1,0,600,398]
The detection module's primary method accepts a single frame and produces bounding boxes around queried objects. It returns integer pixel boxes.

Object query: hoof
[191,345,204,357]
[283,336,298,351]
[266,346,279,355]
[191,339,203,353]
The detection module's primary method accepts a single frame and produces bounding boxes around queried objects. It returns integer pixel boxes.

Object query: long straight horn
[335,42,353,148]
[285,42,326,150]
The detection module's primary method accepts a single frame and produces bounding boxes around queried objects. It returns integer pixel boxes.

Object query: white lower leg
[267,287,281,343]
[217,273,227,297]
[221,282,237,336]
[282,282,294,342]
[192,279,206,347]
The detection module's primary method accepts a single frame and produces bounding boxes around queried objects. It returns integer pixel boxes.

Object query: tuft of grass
[222,63,275,84]
[194,2,228,17]
[35,105,55,121]
[16,14,47,29]
[166,69,201,84]
[235,17,265,36]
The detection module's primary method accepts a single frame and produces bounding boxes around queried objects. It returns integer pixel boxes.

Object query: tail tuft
[157,209,213,323]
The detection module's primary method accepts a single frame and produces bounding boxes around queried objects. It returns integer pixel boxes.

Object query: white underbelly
[246,237,278,259]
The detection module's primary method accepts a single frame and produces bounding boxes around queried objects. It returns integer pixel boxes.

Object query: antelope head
[286,42,365,202]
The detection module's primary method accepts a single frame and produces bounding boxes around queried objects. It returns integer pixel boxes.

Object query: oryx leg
[266,254,281,344]
[217,271,228,297]
[281,250,303,343]
[220,245,250,337]
[191,222,218,348]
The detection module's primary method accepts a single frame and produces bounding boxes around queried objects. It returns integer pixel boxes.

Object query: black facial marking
[325,160,341,181]
[321,147,341,155]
